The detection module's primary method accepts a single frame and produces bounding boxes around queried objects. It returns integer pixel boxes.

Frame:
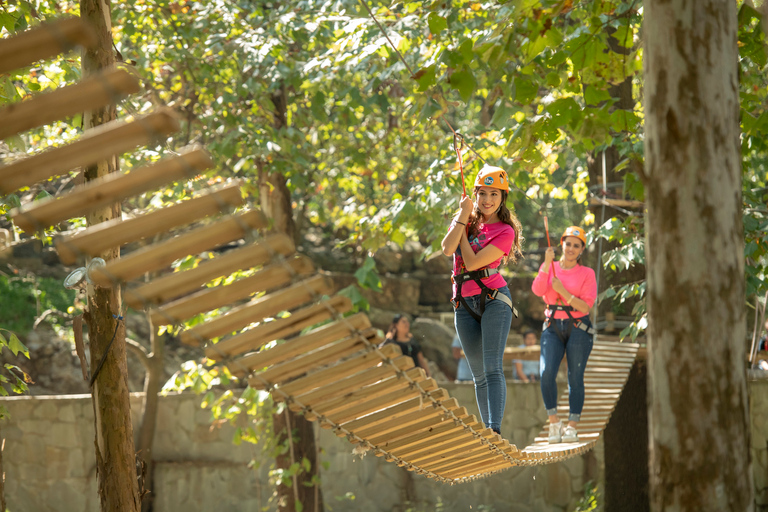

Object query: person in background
[381,314,431,377]
[532,226,597,444]
[514,330,540,384]
[451,334,473,382]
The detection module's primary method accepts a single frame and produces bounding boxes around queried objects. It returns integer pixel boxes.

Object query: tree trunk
[644,1,752,510]
[264,85,323,512]
[138,318,164,512]
[80,1,141,510]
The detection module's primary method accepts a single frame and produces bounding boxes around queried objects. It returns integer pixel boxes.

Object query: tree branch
[125,338,151,370]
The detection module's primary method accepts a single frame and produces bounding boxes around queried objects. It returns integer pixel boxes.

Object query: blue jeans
[539,318,593,422]
[454,286,513,432]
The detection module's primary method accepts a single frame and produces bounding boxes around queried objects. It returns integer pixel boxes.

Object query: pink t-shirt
[531,262,597,319]
[452,221,515,297]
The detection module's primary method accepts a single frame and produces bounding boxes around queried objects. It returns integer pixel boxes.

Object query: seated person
[380,314,431,377]
[514,330,540,383]
[451,334,473,382]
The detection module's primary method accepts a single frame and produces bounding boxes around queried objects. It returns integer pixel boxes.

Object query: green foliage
[574,480,601,512]
[0,329,32,419]
[0,273,76,334]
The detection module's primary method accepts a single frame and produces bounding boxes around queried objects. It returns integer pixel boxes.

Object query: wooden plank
[90,210,266,287]
[361,406,466,444]
[124,233,293,309]
[151,255,314,326]
[293,364,411,412]
[383,421,493,460]
[55,183,244,264]
[302,368,428,420]
[338,394,456,436]
[244,329,377,386]
[13,148,213,233]
[386,424,485,459]
[364,407,469,446]
[589,197,644,208]
[181,274,335,346]
[229,313,372,372]
[378,420,471,453]
[0,17,97,74]
[0,109,180,195]
[326,381,437,425]
[208,295,353,355]
[266,343,404,398]
[445,458,516,480]
[432,450,512,476]
[412,437,502,467]
[0,68,140,140]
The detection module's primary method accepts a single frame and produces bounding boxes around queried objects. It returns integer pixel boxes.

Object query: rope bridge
[0,18,640,484]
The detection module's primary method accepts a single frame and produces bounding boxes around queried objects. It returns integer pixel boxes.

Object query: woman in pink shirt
[441,165,523,436]
[531,226,597,444]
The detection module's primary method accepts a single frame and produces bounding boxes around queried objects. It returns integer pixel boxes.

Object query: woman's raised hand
[544,246,556,265]
[459,194,474,219]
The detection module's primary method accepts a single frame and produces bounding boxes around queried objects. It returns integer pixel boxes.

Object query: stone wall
[3,379,766,512]
[1,382,599,512]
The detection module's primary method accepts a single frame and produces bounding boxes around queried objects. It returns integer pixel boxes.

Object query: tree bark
[136,317,164,512]
[80,1,141,510]
[265,84,323,512]
[644,1,752,510]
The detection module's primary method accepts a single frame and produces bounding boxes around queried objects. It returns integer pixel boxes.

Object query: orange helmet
[561,226,587,246]
[474,165,509,192]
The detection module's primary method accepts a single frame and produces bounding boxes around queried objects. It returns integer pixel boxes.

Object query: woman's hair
[386,314,405,340]
[465,187,524,265]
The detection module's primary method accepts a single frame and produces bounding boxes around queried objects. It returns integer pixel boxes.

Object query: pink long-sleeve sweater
[531,262,597,319]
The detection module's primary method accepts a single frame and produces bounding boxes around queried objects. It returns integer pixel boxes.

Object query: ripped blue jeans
[539,318,593,422]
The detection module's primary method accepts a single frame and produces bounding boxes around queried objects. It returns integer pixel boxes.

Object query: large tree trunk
[644,1,752,510]
[264,86,323,512]
[80,1,141,510]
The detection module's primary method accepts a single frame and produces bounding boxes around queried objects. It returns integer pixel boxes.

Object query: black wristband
[455,221,466,226]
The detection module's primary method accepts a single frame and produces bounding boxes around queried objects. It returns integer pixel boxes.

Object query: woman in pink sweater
[531,226,597,444]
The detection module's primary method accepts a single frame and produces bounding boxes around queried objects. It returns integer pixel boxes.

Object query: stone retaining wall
[2,380,765,511]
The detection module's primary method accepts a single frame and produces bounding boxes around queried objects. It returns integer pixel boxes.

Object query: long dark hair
[465,187,524,264]
[385,314,407,341]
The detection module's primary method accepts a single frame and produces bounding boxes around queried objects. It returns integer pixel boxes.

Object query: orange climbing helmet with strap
[473,165,509,192]
[561,226,587,246]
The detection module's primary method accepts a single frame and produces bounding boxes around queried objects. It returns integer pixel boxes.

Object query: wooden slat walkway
[0,17,642,485]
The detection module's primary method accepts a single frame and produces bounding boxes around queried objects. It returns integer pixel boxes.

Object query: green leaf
[459,39,474,63]
[427,12,447,35]
[545,72,561,87]
[514,77,538,104]
[8,334,29,358]
[583,86,611,106]
[412,65,436,92]
[449,68,476,102]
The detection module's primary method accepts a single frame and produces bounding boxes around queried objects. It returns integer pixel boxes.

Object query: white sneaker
[562,425,579,443]
[548,421,563,444]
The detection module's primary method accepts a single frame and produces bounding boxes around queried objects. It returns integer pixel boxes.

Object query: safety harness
[543,303,595,343]
[451,268,519,322]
